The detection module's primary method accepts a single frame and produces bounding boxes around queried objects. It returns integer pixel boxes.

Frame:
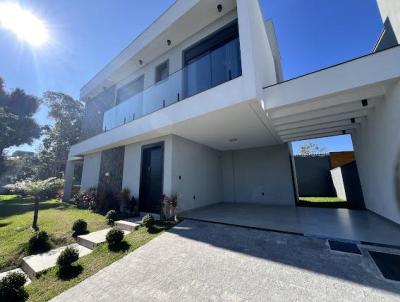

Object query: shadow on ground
[57,265,84,281]
[0,197,66,218]
[169,220,400,295]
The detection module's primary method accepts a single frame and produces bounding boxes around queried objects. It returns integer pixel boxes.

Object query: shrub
[141,214,155,228]
[106,227,124,247]
[72,188,97,210]
[57,246,79,268]
[96,190,120,214]
[28,231,50,255]
[0,271,28,302]
[72,219,87,236]
[4,177,64,199]
[105,210,118,225]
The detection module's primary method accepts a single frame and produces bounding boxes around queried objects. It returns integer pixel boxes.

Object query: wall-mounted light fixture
[217,4,223,13]
[139,59,143,65]
[167,39,171,46]
[105,172,111,177]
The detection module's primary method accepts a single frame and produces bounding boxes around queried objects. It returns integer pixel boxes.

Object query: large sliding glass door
[183,21,242,98]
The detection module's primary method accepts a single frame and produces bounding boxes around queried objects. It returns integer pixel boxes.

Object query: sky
[0,0,383,155]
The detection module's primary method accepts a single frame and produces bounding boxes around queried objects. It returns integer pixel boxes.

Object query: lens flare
[0,2,48,46]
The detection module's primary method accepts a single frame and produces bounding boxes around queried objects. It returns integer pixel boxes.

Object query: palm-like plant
[5,177,63,230]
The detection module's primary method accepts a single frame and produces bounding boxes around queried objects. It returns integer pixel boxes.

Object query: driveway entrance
[51,220,400,301]
[181,202,400,247]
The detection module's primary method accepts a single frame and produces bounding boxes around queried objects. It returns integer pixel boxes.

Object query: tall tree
[36,92,84,179]
[0,78,41,173]
[298,143,327,156]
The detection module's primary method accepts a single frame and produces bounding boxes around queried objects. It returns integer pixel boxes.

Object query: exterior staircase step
[76,228,130,249]
[115,212,160,231]
[140,212,160,220]
[0,268,31,286]
[21,243,92,279]
[115,219,141,231]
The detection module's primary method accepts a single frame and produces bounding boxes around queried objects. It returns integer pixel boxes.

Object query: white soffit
[263,46,400,142]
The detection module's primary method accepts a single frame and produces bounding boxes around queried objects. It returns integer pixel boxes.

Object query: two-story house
[64,0,400,232]
[64,0,294,214]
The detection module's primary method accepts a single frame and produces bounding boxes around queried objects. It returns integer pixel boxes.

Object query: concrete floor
[51,220,400,301]
[181,202,400,247]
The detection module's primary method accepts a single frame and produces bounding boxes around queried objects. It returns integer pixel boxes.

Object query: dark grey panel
[341,161,365,209]
[375,18,398,52]
[98,146,125,195]
[294,156,336,197]
[81,85,116,140]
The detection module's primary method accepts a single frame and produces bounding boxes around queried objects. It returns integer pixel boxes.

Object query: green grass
[0,195,108,270]
[25,222,172,302]
[299,196,346,203]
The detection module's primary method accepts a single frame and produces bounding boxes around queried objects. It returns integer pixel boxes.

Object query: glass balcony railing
[102,38,242,132]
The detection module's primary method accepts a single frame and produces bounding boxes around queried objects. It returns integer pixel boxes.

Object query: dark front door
[139,143,164,213]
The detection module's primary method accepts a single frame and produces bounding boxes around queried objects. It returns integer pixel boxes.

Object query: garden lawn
[299,197,346,203]
[0,195,108,270]
[26,222,172,302]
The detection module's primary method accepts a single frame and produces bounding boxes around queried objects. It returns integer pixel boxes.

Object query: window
[155,60,169,83]
[183,21,241,98]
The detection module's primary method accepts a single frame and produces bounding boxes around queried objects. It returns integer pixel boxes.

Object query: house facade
[64,0,400,225]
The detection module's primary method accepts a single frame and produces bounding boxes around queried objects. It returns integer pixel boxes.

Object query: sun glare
[0,2,48,47]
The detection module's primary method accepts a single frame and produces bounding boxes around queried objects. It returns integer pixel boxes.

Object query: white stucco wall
[352,81,400,224]
[80,152,101,191]
[330,167,347,201]
[377,0,400,40]
[237,0,277,97]
[221,144,296,205]
[170,135,222,212]
[121,136,173,199]
[112,10,239,100]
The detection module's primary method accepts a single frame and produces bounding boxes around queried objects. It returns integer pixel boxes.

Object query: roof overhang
[263,46,400,142]
[80,0,237,100]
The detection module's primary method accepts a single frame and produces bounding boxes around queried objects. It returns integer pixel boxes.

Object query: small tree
[5,178,64,230]
[23,182,47,230]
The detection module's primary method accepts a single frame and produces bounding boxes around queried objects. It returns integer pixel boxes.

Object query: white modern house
[64,0,400,242]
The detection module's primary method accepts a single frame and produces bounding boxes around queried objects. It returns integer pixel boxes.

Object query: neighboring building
[375,0,400,51]
[329,151,355,170]
[64,0,400,225]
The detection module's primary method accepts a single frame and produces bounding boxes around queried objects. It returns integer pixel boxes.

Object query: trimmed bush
[28,231,50,255]
[0,271,28,302]
[105,210,118,225]
[57,246,79,268]
[106,227,124,247]
[72,219,87,236]
[141,214,155,228]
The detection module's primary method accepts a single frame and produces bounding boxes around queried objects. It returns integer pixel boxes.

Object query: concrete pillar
[63,160,75,202]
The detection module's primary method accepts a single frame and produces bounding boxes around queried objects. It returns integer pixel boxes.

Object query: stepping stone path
[21,243,92,279]
[0,268,31,286]
[77,228,131,249]
[0,213,159,281]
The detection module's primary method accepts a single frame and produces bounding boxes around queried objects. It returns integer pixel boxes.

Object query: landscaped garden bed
[0,194,175,302]
[0,195,108,270]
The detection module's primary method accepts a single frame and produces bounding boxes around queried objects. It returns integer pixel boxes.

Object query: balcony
[102,37,242,132]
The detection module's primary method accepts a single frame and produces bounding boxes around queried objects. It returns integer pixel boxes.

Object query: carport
[181,202,400,247]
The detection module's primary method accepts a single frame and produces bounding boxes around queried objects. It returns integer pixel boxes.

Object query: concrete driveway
[51,220,400,302]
